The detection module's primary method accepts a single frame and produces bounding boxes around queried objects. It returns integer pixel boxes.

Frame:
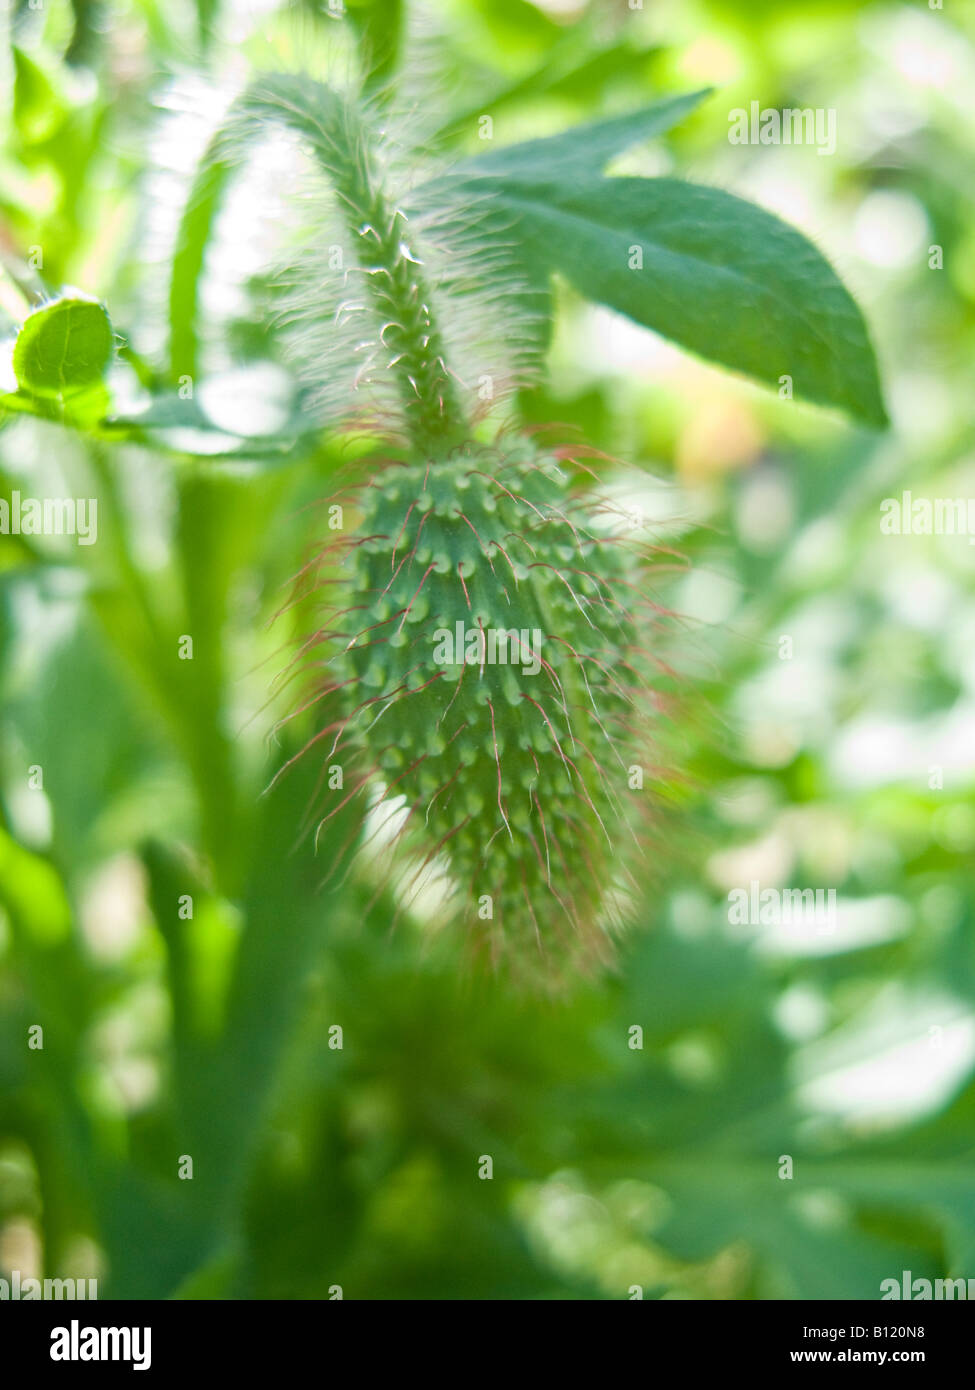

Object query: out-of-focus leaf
[12,295,113,398]
[448,90,711,182]
[0,828,71,945]
[169,156,235,381]
[12,47,66,144]
[0,381,111,430]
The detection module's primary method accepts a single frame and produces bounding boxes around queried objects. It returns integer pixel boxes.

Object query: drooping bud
[317,435,657,979]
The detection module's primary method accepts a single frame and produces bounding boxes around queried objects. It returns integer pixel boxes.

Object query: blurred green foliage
[1,0,974,1299]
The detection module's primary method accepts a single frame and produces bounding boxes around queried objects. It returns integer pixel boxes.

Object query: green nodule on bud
[321,436,651,980]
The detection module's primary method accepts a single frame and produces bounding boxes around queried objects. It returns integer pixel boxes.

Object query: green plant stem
[234,75,469,452]
[316,116,467,451]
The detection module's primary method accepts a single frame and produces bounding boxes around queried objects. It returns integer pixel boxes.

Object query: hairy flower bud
[315,435,657,979]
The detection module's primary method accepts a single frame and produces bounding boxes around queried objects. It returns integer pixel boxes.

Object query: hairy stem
[237,75,468,451]
[348,186,466,451]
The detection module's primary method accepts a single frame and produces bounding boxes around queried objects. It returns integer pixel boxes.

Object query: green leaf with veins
[433,174,887,428]
[12,295,114,398]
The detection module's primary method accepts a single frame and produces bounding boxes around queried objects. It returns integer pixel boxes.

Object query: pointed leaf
[460,175,887,427]
[452,90,711,182]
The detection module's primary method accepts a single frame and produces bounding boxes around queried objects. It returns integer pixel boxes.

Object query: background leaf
[12,295,113,398]
[448,90,711,181]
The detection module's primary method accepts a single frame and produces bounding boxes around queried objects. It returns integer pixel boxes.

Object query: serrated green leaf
[12,295,114,398]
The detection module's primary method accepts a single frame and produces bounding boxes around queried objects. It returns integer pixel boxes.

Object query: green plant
[2,64,885,983]
[7,0,975,1309]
